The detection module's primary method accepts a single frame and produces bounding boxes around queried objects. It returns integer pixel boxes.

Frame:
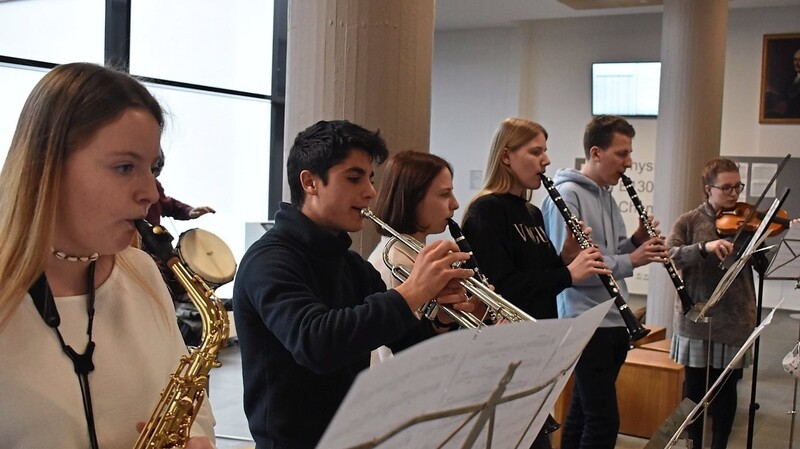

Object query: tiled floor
[208,307,800,449]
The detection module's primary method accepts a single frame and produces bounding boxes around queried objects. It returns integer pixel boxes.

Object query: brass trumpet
[361,208,535,329]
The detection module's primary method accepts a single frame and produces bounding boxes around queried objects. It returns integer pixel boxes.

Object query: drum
[176,228,237,288]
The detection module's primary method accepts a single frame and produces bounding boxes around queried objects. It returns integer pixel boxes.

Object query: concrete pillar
[284,0,435,256]
[647,0,729,332]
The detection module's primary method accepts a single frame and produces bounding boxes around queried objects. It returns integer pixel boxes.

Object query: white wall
[430,27,523,225]
[722,6,800,157]
[431,5,800,305]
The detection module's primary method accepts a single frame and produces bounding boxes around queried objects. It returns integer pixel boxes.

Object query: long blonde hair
[0,63,164,325]
[465,118,548,213]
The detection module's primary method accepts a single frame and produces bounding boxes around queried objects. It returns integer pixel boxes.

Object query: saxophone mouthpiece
[134,219,175,263]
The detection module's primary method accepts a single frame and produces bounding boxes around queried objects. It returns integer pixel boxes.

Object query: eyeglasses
[709,182,745,195]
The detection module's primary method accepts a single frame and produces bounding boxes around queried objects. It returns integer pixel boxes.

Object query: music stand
[645,302,783,449]
[766,225,800,449]
[765,224,800,284]
[316,301,613,449]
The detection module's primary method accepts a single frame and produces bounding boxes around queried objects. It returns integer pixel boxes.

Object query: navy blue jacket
[233,203,434,449]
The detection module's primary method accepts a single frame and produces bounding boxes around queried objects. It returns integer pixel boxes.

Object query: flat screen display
[592,62,661,117]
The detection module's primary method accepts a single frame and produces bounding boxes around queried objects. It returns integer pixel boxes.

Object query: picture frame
[760,33,800,124]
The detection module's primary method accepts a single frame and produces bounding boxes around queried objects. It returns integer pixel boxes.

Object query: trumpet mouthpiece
[360,208,373,219]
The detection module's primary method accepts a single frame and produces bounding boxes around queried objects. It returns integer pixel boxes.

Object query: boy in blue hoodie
[541,115,668,449]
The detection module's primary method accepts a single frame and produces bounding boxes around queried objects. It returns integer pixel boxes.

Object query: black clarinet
[447,218,488,284]
[447,218,561,435]
[540,173,650,342]
[620,174,694,315]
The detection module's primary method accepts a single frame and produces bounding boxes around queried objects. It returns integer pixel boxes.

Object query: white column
[647,0,729,332]
[283,0,435,255]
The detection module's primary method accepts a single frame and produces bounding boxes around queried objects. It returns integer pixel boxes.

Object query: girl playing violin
[666,157,755,449]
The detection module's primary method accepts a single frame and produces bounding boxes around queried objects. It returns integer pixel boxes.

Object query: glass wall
[0,1,285,297]
[148,84,272,297]
[0,0,104,65]
[0,64,48,163]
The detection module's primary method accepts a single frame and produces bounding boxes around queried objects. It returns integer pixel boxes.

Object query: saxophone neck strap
[28,261,100,449]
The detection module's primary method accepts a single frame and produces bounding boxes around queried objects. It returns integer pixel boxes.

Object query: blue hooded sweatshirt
[540,168,637,328]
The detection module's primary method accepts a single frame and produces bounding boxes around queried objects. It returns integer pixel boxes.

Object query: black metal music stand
[765,225,800,449]
[764,224,800,284]
[740,190,791,449]
[646,305,783,449]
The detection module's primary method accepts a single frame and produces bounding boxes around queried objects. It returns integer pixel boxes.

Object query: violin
[715,202,791,237]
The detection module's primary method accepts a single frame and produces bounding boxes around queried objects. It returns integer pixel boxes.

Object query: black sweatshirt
[233,203,434,449]
[462,193,571,319]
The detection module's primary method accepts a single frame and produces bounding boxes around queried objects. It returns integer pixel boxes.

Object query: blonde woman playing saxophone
[0,63,215,449]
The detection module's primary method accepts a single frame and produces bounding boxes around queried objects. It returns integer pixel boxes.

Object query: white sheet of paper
[737,162,749,202]
[317,300,613,449]
[749,163,778,198]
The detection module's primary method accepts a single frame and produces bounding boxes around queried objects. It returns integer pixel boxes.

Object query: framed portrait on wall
[760,33,800,124]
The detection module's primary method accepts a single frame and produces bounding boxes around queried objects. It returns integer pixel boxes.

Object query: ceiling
[434,0,800,30]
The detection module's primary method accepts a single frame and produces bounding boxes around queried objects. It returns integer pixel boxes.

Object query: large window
[0,1,287,298]
[147,83,272,283]
[0,64,48,161]
[0,0,104,65]
[131,1,274,95]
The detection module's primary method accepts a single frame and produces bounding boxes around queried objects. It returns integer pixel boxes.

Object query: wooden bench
[617,348,684,438]
[551,342,683,446]
[632,325,666,348]
[640,338,672,353]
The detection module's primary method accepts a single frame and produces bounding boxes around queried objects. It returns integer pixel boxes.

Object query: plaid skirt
[670,333,752,369]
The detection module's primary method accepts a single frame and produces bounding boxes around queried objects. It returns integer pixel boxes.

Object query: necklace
[51,246,100,262]
[28,261,100,449]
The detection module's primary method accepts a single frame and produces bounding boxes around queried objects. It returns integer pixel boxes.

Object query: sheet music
[738,162,749,202]
[317,301,612,449]
[749,163,778,198]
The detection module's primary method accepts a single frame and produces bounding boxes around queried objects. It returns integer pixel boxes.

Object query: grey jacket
[667,202,756,346]
[541,168,637,327]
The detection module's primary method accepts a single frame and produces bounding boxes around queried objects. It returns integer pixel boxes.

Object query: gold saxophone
[134,219,230,449]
